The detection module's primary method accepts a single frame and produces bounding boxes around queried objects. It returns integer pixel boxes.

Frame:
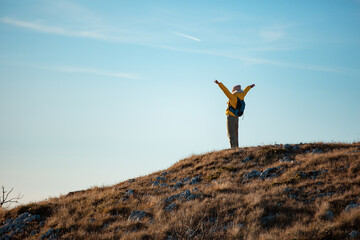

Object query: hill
[1,142,360,240]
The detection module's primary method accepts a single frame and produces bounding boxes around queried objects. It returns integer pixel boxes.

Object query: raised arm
[243,84,255,96]
[214,80,236,102]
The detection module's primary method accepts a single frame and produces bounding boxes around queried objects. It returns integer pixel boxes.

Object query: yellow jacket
[218,82,251,117]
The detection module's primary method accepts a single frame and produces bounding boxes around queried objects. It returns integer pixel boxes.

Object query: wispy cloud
[0,17,108,40]
[259,25,292,42]
[152,44,344,74]
[0,57,138,79]
[0,17,346,75]
[52,66,138,79]
[259,30,285,42]
[173,32,201,42]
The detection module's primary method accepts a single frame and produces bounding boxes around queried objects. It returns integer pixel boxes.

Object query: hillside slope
[1,142,360,240]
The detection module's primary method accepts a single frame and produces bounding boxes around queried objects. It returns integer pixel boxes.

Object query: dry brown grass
[1,142,360,240]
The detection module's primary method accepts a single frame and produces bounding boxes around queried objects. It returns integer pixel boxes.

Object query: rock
[164,195,178,204]
[128,179,135,183]
[324,210,334,221]
[161,172,169,176]
[344,203,360,212]
[15,212,41,224]
[0,222,13,235]
[89,218,95,223]
[163,189,196,204]
[40,228,59,240]
[125,189,134,196]
[0,212,41,236]
[189,176,201,185]
[121,196,129,201]
[318,192,335,198]
[242,156,252,163]
[243,170,261,181]
[312,148,323,154]
[181,177,191,182]
[173,182,183,190]
[284,144,292,150]
[289,194,298,199]
[4,219,12,225]
[12,226,24,235]
[161,183,169,187]
[152,181,160,187]
[308,169,328,179]
[30,230,38,236]
[179,190,191,199]
[259,167,281,180]
[128,210,148,221]
[156,176,166,182]
[165,203,176,211]
[284,187,293,193]
[192,187,199,192]
[294,171,308,178]
[187,194,201,201]
[349,230,359,238]
[292,145,300,151]
[279,156,293,163]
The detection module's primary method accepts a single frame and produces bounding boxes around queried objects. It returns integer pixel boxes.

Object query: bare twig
[0,186,23,208]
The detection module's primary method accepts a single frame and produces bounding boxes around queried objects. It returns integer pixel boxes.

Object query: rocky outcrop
[0,212,41,239]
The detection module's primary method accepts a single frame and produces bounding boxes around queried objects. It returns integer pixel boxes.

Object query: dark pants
[227,115,239,148]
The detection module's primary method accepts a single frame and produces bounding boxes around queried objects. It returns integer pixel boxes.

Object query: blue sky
[1,0,360,206]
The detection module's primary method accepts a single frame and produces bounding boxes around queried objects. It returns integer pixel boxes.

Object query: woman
[214,80,255,148]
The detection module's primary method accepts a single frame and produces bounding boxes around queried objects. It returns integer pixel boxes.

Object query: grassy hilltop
[1,142,360,240]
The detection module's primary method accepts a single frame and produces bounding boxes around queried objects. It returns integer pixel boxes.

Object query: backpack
[228,97,246,117]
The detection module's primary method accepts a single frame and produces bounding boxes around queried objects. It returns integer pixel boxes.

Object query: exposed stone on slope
[189,176,202,185]
[323,210,335,221]
[125,189,134,196]
[312,148,323,154]
[128,210,149,221]
[349,230,359,238]
[242,156,252,163]
[243,170,261,181]
[163,189,201,206]
[344,203,359,212]
[165,203,176,212]
[0,212,41,238]
[259,167,283,180]
[40,228,59,240]
[279,156,294,163]
[173,182,183,190]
